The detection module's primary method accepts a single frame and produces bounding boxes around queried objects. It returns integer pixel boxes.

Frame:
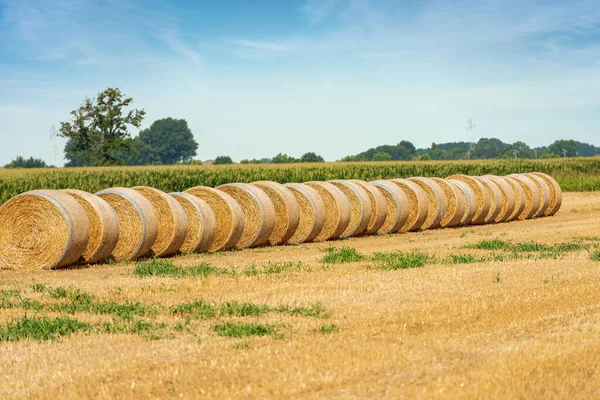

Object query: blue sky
[0,0,599,165]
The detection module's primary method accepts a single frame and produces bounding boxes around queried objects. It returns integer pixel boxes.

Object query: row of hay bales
[0,173,561,270]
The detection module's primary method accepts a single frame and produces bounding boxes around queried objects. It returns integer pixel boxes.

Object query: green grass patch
[465,239,512,251]
[448,254,480,264]
[319,324,338,334]
[590,250,600,262]
[0,316,90,342]
[171,299,328,320]
[321,247,365,264]
[370,251,429,270]
[213,322,277,338]
[134,259,234,279]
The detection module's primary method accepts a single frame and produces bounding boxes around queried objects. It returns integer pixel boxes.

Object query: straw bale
[96,187,158,261]
[530,172,563,216]
[503,176,527,221]
[474,176,503,224]
[284,183,326,244]
[0,190,90,270]
[185,186,244,252]
[446,179,477,225]
[388,179,429,232]
[63,189,119,264]
[447,175,490,225]
[348,180,387,235]
[371,180,410,234]
[217,183,276,249]
[305,181,351,241]
[251,181,300,245]
[407,177,447,230]
[482,176,516,223]
[524,174,551,218]
[329,180,371,238]
[430,177,465,228]
[506,174,541,220]
[170,192,216,253]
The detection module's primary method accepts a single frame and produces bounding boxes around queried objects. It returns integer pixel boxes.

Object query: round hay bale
[329,180,371,238]
[388,179,429,232]
[430,177,465,228]
[371,180,410,234]
[0,190,89,270]
[503,176,527,221]
[482,176,516,223]
[474,176,503,224]
[185,186,244,252]
[96,188,158,261]
[530,172,562,216]
[446,179,477,226]
[447,175,490,225]
[305,181,351,241]
[407,177,447,230]
[251,181,300,245]
[62,189,119,264]
[132,186,188,257]
[217,183,276,249]
[170,192,216,253]
[506,174,541,220]
[524,174,551,218]
[348,180,387,235]
[283,183,326,244]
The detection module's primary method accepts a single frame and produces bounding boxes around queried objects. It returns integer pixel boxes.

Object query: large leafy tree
[59,88,146,166]
[5,156,47,168]
[300,152,325,163]
[137,118,198,164]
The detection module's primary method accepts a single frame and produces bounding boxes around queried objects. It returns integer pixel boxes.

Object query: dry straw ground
[1,192,600,399]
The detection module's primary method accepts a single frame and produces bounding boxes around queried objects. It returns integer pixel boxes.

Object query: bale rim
[329,180,372,238]
[305,181,351,241]
[506,174,541,220]
[525,174,551,218]
[170,192,216,253]
[530,172,562,216]
[388,178,429,232]
[447,175,490,225]
[407,177,447,230]
[251,181,300,245]
[503,176,527,222]
[371,180,410,234]
[348,180,387,235]
[446,179,477,226]
[430,177,465,228]
[482,175,516,223]
[474,176,503,224]
[284,183,326,244]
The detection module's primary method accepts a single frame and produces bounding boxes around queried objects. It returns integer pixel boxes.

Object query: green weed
[321,247,365,264]
[213,322,277,338]
[370,251,429,270]
[0,316,90,342]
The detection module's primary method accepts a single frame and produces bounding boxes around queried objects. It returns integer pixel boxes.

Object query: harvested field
[1,192,599,398]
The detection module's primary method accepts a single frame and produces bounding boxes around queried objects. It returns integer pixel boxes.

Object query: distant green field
[1,158,599,204]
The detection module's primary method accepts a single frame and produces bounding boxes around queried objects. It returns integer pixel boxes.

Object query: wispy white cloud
[160,30,203,67]
[229,39,292,52]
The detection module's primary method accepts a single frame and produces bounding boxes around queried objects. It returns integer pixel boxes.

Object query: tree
[59,87,146,166]
[271,153,298,164]
[372,152,392,161]
[5,156,47,168]
[300,152,325,163]
[137,118,198,164]
[548,139,577,157]
[472,138,508,159]
[213,155,233,165]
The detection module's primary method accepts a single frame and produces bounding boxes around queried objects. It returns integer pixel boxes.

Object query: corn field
[1,158,599,205]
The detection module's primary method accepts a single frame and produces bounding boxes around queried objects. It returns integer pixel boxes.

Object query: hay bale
[446,179,477,226]
[506,174,541,220]
[62,189,119,264]
[503,176,527,221]
[482,176,516,223]
[305,181,351,241]
[349,180,387,235]
[283,183,326,244]
[185,186,244,252]
[0,190,90,270]
[371,180,410,234]
[524,174,551,218]
[407,177,447,230]
[430,177,465,228]
[388,179,429,231]
[329,180,372,238]
[170,192,216,253]
[447,175,490,225]
[251,181,300,245]
[217,183,276,249]
[530,172,563,216]
[474,176,503,224]
[96,187,158,261]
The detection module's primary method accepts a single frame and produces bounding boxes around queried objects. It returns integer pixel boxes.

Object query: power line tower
[50,125,59,166]
[466,119,476,159]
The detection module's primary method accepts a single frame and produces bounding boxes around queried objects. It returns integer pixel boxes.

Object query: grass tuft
[370,251,429,270]
[319,324,338,334]
[448,254,480,264]
[134,259,186,278]
[0,316,90,342]
[321,247,365,264]
[466,239,512,251]
[213,322,276,338]
[590,250,600,262]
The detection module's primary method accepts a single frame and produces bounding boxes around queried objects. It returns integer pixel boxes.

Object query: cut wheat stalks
[305,181,351,241]
[62,189,119,264]
[96,187,158,261]
[503,176,527,222]
[284,183,326,244]
[388,179,429,232]
[371,180,410,234]
[133,186,188,257]
[430,177,465,228]
[524,174,551,218]
[348,179,387,235]
[474,176,503,224]
[185,186,244,252]
[407,177,447,230]
[170,192,216,253]
[446,179,477,226]
[217,183,276,249]
[530,172,562,216]
[506,174,541,220]
[482,176,516,223]
[251,181,300,245]
[447,175,490,225]
[329,180,372,238]
[0,190,89,270]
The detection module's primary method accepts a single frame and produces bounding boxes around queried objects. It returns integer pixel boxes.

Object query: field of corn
[1,158,599,205]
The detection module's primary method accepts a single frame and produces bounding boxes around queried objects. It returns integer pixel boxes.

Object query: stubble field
[1,192,600,399]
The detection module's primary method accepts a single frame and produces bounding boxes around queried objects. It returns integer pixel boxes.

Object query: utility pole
[513,150,519,159]
[534,149,538,159]
[466,119,475,160]
[50,125,59,167]
[562,149,567,158]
